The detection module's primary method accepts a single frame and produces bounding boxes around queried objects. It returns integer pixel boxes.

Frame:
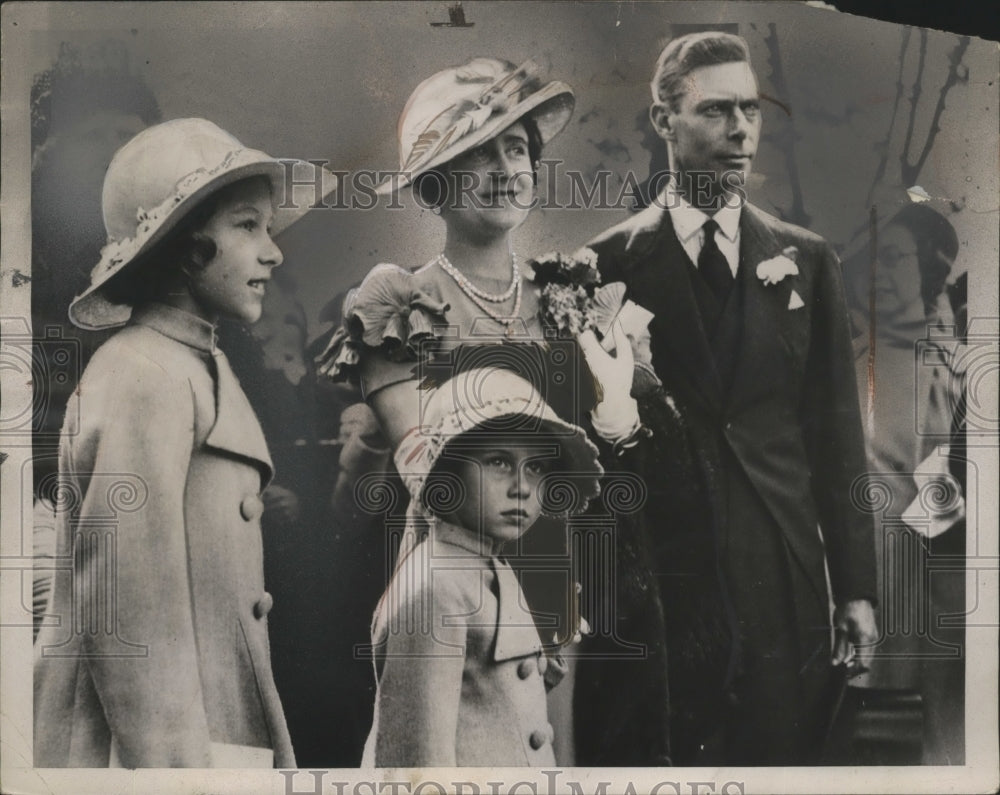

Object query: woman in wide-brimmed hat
[318,56,640,495]
[317,57,645,763]
[320,57,638,444]
[33,117,332,768]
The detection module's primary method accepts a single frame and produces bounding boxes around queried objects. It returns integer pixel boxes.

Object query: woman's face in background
[439,121,535,241]
[849,222,924,321]
[874,223,923,318]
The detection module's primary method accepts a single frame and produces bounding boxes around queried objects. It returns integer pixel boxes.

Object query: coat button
[240,494,264,521]
[537,655,548,675]
[529,723,554,750]
[517,659,535,679]
[253,592,274,619]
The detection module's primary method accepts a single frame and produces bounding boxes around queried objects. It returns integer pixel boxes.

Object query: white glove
[578,321,641,445]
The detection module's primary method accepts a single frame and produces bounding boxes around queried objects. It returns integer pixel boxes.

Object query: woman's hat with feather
[379,57,574,194]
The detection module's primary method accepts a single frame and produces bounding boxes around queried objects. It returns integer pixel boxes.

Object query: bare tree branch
[906,36,971,185]
[865,27,912,207]
[899,27,928,184]
[763,23,810,227]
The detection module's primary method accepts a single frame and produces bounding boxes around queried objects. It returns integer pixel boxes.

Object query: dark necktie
[698,218,734,303]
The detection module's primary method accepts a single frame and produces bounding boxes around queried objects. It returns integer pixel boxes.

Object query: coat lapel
[726,208,794,412]
[205,350,274,488]
[492,557,544,662]
[639,210,725,412]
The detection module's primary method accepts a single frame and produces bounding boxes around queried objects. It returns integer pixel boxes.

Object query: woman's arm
[368,378,426,450]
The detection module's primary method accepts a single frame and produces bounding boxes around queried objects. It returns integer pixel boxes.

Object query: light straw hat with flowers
[395,368,602,514]
[69,117,337,330]
[379,57,574,194]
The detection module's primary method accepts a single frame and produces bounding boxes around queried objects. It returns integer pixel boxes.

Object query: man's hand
[832,598,878,669]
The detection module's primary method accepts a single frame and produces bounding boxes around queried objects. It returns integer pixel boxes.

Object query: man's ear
[649,103,675,142]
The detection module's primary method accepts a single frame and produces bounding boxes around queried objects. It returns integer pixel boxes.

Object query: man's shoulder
[587,203,669,267]
[744,204,832,256]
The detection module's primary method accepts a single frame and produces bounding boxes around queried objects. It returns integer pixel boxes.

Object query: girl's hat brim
[377,75,574,195]
[70,148,337,331]
[395,368,603,515]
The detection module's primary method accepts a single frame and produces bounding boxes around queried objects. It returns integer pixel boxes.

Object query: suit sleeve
[802,243,878,607]
[373,575,467,767]
[74,361,212,767]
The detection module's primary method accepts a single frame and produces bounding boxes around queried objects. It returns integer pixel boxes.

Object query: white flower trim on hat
[93,148,274,281]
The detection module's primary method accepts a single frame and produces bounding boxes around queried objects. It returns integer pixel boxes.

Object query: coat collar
[132,302,273,487]
[205,350,274,487]
[610,204,724,409]
[724,207,799,412]
[598,202,799,412]
[432,520,507,558]
[131,302,219,352]
[431,521,543,661]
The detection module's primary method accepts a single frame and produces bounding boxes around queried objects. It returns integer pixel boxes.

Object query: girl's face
[439,121,535,240]
[188,179,283,324]
[448,442,552,544]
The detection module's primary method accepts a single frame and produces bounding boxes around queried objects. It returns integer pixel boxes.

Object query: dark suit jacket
[589,201,877,651]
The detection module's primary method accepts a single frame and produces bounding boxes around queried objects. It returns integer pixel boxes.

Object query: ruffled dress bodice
[319,258,596,427]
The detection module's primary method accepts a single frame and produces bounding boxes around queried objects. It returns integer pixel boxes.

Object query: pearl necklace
[435,252,523,336]
[436,252,519,302]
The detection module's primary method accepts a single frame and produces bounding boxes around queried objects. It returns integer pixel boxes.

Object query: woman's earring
[431,205,441,216]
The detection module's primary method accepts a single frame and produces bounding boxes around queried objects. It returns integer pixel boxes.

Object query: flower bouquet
[528,247,602,338]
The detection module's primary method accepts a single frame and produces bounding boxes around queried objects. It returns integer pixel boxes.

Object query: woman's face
[439,121,535,240]
[188,179,283,324]
[874,223,923,318]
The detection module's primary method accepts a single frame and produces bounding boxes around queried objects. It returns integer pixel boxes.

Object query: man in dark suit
[587,31,878,765]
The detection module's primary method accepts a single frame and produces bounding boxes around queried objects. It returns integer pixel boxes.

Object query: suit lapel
[726,207,792,412]
[641,211,724,412]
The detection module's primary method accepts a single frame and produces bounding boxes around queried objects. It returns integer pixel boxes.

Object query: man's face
[654,61,761,196]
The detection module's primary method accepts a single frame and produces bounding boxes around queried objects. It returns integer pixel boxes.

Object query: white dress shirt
[662,183,742,277]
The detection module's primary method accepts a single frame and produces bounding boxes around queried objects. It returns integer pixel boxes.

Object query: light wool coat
[34,303,294,768]
[363,522,556,767]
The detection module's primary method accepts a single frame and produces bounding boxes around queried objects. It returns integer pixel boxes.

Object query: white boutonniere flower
[756,246,800,286]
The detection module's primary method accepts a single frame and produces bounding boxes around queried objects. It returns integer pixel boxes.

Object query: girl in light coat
[363,368,602,767]
[33,118,331,768]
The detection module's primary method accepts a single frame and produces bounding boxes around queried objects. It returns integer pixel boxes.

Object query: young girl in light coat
[363,367,602,767]
[33,118,331,768]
